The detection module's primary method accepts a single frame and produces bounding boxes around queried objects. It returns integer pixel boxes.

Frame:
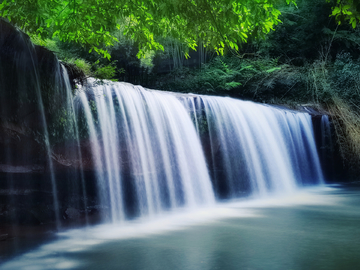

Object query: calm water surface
[2,185,360,270]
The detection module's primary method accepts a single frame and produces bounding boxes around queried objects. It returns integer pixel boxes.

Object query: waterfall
[74,80,324,221]
[0,19,327,228]
[76,82,215,222]
[179,96,324,199]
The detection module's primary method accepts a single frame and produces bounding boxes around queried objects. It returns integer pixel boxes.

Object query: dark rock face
[311,114,347,182]
[0,20,43,130]
[0,19,101,228]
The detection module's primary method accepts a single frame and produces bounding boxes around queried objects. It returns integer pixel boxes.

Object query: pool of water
[2,184,360,270]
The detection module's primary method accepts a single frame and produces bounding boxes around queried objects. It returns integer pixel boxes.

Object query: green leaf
[332,7,341,15]
[266,67,281,73]
[0,0,298,59]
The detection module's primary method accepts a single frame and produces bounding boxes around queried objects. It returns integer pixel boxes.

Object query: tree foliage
[327,0,360,28]
[0,0,296,58]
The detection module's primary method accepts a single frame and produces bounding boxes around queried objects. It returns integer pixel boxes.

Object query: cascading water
[59,65,89,224]
[76,81,215,222]
[72,80,325,222]
[179,96,324,199]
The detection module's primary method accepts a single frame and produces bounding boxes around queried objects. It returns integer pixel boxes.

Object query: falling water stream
[71,81,324,223]
[77,82,216,222]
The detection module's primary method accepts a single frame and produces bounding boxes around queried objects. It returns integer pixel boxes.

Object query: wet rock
[30,206,55,224]
[0,165,44,173]
[0,234,8,241]
[6,207,42,225]
[64,207,81,220]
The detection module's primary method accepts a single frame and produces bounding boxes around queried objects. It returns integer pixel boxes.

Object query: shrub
[328,98,360,177]
[93,62,118,81]
[66,58,92,77]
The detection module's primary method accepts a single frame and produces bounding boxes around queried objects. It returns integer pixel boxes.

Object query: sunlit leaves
[327,0,359,28]
[1,0,297,58]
